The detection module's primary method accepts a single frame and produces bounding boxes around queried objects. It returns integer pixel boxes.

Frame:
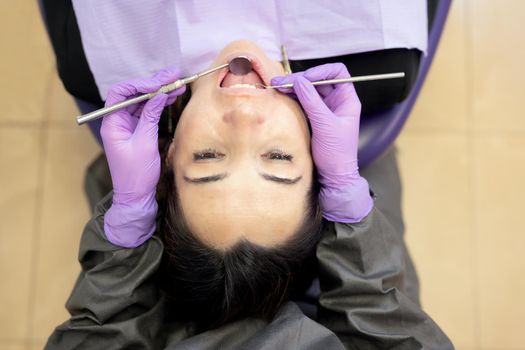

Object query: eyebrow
[183,173,302,185]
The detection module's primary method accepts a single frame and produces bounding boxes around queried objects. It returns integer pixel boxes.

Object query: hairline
[174,180,320,255]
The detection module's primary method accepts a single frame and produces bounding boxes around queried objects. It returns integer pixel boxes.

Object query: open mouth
[219,55,267,89]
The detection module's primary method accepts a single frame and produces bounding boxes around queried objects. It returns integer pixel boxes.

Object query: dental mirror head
[228,56,253,75]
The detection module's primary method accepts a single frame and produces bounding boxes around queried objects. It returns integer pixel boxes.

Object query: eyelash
[193,149,293,161]
[262,150,293,161]
[193,149,225,160]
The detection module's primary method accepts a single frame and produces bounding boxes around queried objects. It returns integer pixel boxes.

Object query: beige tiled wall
[1,1,523,349]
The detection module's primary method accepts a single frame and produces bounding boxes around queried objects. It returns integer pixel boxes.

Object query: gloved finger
[292,76,333,129]
[303,63,346,98]
[102,86,143,138]
[272,64,347,89]
[166,95,178,106]
[128,93,175,118]
[105,66,185,107]
[303,63,350,81]
[129,103,147,119]
[153,66,183,84]
[153,66,187,100]
[272,71,332,99]
[135,94,169,141]
[271,72,305,94]
[327,82,362,117]
[101,110,139,144]
[107,88,180,119]
[105,78,162,106]
[270,77,293,94]
[304,63,359,102]
[151,92,179,116]
[126,102,143,117]
[314,84,334,99]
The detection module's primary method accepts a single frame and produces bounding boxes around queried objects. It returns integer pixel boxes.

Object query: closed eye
[193,148,225,161]
[193,149,292,161]
[261,150,293,162]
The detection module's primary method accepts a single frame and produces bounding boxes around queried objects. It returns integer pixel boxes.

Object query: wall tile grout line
[0,121,43,129]
[402,127,471,137]
[463,0,482,347]
[0,338,36,343]
[0,340,32,350]
[47,121,84,129]
[25,67,56,347]
[403,126,525,138]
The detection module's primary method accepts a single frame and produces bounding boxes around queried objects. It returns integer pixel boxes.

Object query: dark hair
[156,90,323,331]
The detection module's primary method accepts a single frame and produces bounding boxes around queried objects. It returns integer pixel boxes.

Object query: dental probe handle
[270,72,406,89]
[76,76,197,125]
[75,61,233,126]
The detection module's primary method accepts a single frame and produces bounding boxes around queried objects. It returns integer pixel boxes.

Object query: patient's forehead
[176,174,310,249]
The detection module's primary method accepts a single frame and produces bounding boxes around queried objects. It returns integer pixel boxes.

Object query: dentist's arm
[272,64,372,223]
[101,68,185,248]
[273,65,453,349]
[45,69,185,350]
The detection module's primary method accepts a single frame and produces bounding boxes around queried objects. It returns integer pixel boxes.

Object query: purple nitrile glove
[271,63,373,223]
[101,67,186,247]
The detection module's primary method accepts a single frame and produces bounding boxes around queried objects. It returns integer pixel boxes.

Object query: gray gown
[44,149,453,349]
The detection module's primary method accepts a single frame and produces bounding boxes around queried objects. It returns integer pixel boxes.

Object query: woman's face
[167,40,313,249]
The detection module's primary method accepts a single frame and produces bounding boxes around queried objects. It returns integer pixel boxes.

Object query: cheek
[173,97,217,146]
[274,100,311,148]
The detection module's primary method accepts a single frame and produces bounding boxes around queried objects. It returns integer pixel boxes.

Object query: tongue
[221,70,263,87]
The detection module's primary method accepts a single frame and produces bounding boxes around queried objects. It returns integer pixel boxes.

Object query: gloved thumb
[135,94,168,140]
[293,76,332,128]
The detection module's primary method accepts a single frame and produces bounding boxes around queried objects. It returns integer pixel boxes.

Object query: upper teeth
[227,83,258,89]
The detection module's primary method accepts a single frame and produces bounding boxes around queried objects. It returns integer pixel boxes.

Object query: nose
[223,102,265,128]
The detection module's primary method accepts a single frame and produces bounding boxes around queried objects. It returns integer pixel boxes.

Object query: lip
[217,52,270,95]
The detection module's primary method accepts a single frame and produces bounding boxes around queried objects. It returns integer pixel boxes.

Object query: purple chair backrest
[358,0,452,167]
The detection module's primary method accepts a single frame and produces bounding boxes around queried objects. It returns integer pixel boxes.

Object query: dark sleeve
[163,302,347,350]
[41,0,103,106]
[44,194,166,350]
[316,208,454,349]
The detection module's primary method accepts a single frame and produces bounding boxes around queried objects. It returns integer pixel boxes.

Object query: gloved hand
[271,63,373,223]
[101,67,186,247]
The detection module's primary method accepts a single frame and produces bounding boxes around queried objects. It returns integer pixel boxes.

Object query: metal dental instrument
[274,45,404,89]
[76,56,253,125]
[281,45,292,75]
[256,72,406,89]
